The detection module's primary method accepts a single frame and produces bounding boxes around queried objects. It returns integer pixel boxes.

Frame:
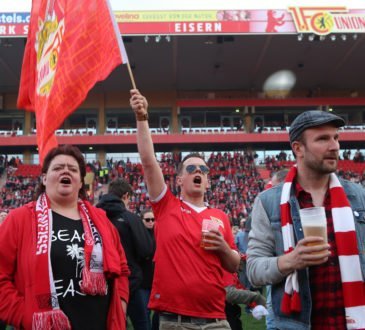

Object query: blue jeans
[265,285,276,330]
[140,288,160,330]
[128,289,151,330]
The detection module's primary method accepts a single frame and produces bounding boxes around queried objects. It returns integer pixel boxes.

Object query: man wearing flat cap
[247,110,365,330]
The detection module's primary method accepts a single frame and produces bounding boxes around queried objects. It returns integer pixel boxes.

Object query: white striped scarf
[33,193,106,330]
[280,166,365,329]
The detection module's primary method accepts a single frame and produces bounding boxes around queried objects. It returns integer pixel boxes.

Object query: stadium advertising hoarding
[0,0,365,36]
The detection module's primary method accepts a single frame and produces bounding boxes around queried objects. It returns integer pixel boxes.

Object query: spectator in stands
[0,155,5,176]
[0,145,130,330]
[353,149,364,163]
[247,111,365,329]
[0,210,7,225]
[342,149,351,160]
[235,218,251,289]
[231,225,239,237]
[235,218,248,254]
[97,178,154,330]
[276,150,287,161]
[130,89,239,329]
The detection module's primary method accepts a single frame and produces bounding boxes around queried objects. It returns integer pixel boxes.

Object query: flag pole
[126,62,137,89]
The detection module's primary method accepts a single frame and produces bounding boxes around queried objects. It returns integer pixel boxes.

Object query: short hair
[177,153,207,175]
[272,169,289,184]
[108,178,133,199]
[35,145,87,199]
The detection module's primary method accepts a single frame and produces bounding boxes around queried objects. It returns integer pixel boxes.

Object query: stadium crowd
[0,151,364,224]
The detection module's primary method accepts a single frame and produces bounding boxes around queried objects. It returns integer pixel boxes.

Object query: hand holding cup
[300,207,328,251]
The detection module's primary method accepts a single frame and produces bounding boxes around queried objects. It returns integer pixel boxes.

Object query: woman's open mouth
[60,177,71,184]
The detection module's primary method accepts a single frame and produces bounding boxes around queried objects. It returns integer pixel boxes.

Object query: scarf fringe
[291,291,301,312]
[32,310,71,330]
[81,267,107,296]
[281,291,301,315]
[281,292,292,315]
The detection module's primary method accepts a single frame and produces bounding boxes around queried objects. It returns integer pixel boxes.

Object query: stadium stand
[1,152,364,224]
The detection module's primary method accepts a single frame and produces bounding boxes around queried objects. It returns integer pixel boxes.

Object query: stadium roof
[1,33,365,95]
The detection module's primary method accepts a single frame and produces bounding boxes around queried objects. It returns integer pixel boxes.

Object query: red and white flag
[17,0,128,163]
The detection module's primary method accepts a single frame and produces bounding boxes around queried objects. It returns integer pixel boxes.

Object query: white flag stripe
[106,0,129,63]
[332,207,356,232]
[338,255,363,282]
[345,306,365,329]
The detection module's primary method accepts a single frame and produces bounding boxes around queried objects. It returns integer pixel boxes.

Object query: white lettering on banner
[0,25,18,35]
[7,25,15,34]
[23,25,28,34]
[174,22,222,33]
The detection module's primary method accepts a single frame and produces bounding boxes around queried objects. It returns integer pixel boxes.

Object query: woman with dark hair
[139,208,159,330]
[0,145,130,330]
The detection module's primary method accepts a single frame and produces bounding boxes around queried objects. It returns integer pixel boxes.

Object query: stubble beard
[307,157,338,175]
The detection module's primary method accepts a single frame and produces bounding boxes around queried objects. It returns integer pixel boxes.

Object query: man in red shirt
[130,89,240,329]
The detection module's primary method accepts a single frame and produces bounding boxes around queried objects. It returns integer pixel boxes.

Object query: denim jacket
[247,179,365,330]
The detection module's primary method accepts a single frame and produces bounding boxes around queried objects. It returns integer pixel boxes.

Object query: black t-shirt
[51,211,111,330]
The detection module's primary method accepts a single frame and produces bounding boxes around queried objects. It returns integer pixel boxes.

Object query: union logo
[310,12,334,34]
[35,11,65,96]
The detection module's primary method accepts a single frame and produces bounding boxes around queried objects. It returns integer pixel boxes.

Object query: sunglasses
[185,164,210,174]
[143,218,155,222]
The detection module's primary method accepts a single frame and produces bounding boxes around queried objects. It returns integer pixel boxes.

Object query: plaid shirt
[295,182,346,330]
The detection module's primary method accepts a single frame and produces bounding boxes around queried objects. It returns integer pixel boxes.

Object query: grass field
[241,307,266,329]
[127,306,266,329]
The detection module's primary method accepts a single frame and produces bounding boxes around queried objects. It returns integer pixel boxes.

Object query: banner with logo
[1,6,365,36]
[17,0,128,162]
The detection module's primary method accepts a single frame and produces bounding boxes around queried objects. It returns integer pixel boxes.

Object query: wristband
[136,112,149,121]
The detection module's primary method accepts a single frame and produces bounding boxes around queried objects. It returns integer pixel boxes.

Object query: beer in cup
[299,207,328,250]
[201,219,220,248]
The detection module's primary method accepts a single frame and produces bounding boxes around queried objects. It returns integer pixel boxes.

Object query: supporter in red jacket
[0,145,130,330]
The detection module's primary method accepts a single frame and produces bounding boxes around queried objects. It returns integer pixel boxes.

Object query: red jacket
[0,201,130,330]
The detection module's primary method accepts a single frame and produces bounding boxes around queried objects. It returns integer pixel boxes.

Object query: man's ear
[291,141,303,159]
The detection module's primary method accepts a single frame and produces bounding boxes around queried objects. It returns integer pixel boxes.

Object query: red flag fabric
[17,0,128,163]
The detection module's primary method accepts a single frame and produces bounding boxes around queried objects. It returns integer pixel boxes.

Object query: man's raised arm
[130,89,165,200]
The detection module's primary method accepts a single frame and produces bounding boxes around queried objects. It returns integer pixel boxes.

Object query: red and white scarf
[33,193,107,330]
[280,166,365,329]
